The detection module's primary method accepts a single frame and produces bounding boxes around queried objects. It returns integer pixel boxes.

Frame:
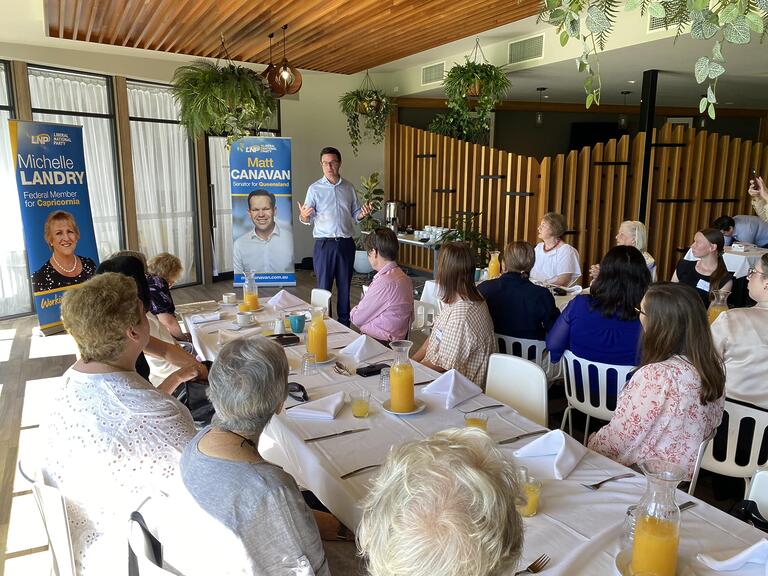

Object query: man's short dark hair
[712,215,735,231]
[247,189,276,210]
[320,147,342,163]
[364,228,399,261]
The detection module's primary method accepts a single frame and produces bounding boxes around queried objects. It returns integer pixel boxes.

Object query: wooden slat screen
[387,122,767,283]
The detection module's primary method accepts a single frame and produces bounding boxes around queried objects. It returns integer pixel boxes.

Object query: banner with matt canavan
[229,136,295,286]
[9,120,99,334]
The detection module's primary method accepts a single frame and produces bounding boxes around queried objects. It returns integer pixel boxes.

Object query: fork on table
[581,472,635,491]
[514,553,550,575]
[456,403,504,414]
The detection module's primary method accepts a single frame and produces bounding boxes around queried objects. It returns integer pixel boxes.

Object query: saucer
[615,549,689,575]
[382,399,426,416]
[314,352,338,365]
[219,300,239,306]
[233,320,260,329]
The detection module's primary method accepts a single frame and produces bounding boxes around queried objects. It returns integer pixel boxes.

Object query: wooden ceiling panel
[45,0,541,74]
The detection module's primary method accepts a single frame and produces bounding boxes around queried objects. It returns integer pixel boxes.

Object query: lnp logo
[31,134,51,145]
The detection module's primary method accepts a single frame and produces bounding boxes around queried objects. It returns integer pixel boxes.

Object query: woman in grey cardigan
[179,336,330,576]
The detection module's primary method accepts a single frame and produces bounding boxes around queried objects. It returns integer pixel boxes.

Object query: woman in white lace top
[40,272,196,576]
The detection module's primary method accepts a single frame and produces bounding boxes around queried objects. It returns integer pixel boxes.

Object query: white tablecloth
[185,297,766,576]
[684,245,768,279]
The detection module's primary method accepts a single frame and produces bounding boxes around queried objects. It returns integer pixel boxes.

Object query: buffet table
[183,297,766,576]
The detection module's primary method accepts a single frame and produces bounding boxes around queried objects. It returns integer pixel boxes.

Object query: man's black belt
[318,237,351,241]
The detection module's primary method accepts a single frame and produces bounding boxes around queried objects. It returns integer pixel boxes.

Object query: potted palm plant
[171,60,276,147]
[339,73,392,156]
[354,172,385,273]
[437,212,495,268]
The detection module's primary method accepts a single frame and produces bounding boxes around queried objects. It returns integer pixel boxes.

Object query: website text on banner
[229,136,295,287]
[9,120,99,333]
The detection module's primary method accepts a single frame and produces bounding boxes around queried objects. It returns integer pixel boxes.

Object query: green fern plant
[171,60,276,147]
[339,89,391,156]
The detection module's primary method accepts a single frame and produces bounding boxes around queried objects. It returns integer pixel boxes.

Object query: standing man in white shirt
[297,147,372,326]
[233,189,294,276]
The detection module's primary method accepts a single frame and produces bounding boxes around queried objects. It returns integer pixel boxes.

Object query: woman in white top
[711,253,768,408]
[41,272,196,576]
[529,211,581,286]
[590,220,657,282]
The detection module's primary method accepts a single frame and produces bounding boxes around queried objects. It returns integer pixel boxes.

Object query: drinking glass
[301,353,318,376]
[464,411,488,431]
[379,367,391,393]
[351,390,371,418]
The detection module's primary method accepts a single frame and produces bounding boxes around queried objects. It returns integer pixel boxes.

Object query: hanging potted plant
[339,72,392,156]
[353,171,385,273]
[428,39,510,144]
[171,59,277,147]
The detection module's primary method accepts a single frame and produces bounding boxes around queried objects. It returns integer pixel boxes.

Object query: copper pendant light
[268,25,302,96]
[262,32,285,97]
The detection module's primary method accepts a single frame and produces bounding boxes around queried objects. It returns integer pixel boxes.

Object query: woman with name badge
[671,228,732,307]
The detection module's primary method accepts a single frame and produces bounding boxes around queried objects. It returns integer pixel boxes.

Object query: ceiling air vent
[648,14,667,32]
[508,34,544,65]
[421,62,445,85]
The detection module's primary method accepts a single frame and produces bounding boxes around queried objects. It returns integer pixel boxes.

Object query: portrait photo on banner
[229,136,295,286]
[9,120,99,332]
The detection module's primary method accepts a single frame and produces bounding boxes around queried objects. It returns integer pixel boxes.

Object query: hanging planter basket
[339,72,392,156]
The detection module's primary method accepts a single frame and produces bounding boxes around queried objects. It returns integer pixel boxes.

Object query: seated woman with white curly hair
[177,336,330,575]
[358,427,524,576]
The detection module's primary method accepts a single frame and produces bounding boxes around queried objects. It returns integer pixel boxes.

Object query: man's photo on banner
[232,189,294,276]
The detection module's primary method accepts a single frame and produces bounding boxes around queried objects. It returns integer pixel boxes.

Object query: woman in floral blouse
[588,282,725,479]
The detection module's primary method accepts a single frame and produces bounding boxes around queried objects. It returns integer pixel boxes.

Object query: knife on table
[497,429,548,445]
[304,428,370,443]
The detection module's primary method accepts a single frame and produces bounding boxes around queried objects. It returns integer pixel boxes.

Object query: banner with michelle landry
[229,136,295,287]
[9,120,99,334]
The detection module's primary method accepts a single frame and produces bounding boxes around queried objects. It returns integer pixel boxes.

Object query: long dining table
[183,298,766,576]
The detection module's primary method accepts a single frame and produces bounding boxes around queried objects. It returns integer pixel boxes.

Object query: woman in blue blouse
[547,245,650,367]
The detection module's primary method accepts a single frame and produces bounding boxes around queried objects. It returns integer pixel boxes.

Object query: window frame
[28,64,126,253]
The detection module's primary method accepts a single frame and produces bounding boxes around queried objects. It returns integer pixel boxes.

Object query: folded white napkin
[422,369,482,409]
[268,290,306,310]
[698,539,768,571]
[339,335,381,362]
[286,391,345,420]
[189,311,221,324]
[513,430,587,480]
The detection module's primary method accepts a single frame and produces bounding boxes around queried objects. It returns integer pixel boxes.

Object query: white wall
[0,42,386,261]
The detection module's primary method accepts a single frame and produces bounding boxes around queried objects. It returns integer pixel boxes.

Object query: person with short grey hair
[179,336,330,575]
[358,427,525,576]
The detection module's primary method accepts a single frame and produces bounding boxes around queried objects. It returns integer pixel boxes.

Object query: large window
[0,62,33,318]
[127,81,199,285]
[29,66,123,260]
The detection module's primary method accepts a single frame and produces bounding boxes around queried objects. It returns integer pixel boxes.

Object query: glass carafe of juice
[243,270,260,311]
[389,340,415,413]
[306,306,328,362]
[707,289,730,324]
[630,459,686,576]
[487,251,501,279]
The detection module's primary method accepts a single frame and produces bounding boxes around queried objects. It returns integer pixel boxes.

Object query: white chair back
[310,288,332,313]
[560,350,635,444]
[32,479,76,576]
[411,300,437,334]
[747,469,768,518]
[687,428,717,496]
[495,334,561,381]
[129,498,180,576]
[701,399,768,498]
[486,353,549,427]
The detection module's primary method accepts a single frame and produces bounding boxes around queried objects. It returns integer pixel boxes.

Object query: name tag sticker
[696,279,711,292]
[434,328,443,342]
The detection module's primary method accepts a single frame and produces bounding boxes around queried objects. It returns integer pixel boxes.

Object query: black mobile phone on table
[356,363,389,377]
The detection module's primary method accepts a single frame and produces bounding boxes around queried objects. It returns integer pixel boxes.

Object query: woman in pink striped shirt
[350,228,414,342]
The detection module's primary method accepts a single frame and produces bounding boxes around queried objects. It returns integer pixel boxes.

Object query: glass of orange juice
[351,390,370,418]
[515,467,542,517]
[464,411,488,431]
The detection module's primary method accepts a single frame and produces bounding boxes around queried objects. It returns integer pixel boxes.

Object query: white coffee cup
[223,292,236,304]
[236,312,254,326]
